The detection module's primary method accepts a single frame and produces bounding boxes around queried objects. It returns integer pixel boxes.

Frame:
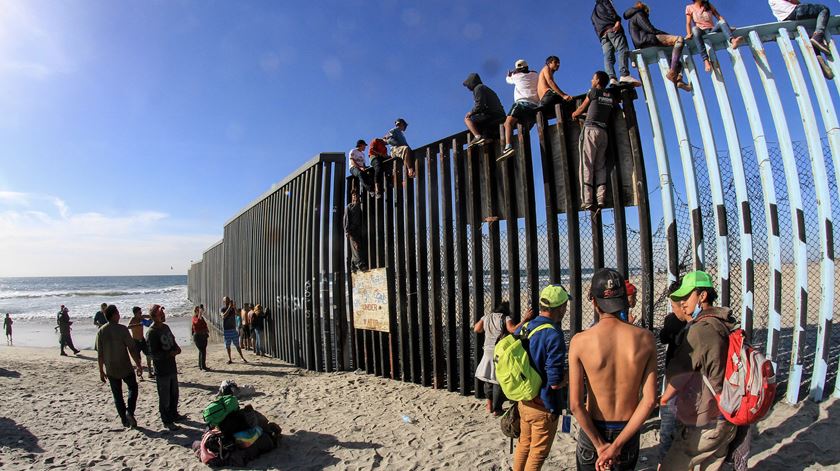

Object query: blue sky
[0,0,826,276]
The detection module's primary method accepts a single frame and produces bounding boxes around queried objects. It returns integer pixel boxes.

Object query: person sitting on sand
[146,304,186,431]
[126,306,153,378]
[512,285,569,471]
[221,297,248,364]
[56,305,80,356]
[568,268,657,470]
[659,271,738,469]
[4,313,12,346]
[96,304,143,428]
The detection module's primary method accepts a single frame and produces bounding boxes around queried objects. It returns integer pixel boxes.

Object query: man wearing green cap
[569,268,657,470]
[659,270,739,470]
[512,284,569,471]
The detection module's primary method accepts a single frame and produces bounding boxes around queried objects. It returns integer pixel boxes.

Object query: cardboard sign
[351,268,391,333]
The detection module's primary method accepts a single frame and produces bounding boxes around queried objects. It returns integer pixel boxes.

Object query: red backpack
[702,324,777,426]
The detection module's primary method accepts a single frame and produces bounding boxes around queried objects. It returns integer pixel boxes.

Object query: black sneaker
[164,422,181,431]
[467,136,486,148]
[817,56,835,80]
[173,413,188,422]
[812,36,832,56]
[121,417,131,428]
[497,146,515,162]
[127,414,137,428]
[60,351,68,356]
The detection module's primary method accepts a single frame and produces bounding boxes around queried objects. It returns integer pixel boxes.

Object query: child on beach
[624,2,692,92]
[685,0,745,72]
[591,0,642,87]
[4,313,11,346]
[571,71,617,213]
[126,306,153,378]
[473,302,517,415]
[499,59,540,162]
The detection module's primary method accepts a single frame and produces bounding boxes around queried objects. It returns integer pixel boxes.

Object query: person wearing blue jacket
[512,285,569,471]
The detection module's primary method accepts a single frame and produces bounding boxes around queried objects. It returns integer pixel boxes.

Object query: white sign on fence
[352,268,391,333]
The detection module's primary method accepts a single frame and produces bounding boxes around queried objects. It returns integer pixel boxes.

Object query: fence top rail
[224,152,343,227]
[203,239,224,256]
[633,16,840,64]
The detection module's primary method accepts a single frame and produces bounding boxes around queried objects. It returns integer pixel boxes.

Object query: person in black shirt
[572,71,616,214]
[56,305,80,355]
[93,303,107,328]
[657,278,688,464]
[145,304,184,431]
[463,72,506,148]
[344,192,368,273]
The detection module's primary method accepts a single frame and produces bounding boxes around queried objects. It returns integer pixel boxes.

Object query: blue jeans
[786,4,830,35]
[576,421,640,470]
[253,327,263,355]
[658,400,678,461]
[692,21,730,63]
[600,30,630,79]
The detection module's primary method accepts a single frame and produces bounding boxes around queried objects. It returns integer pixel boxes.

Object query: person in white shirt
[499,59,539,162]
[348,139,374,197]
[768,0,832,65]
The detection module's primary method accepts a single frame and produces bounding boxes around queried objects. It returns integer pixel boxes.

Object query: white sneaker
[498,146,515,162]
[619,75,642,87]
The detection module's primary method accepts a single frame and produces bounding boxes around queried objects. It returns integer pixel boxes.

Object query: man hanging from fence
[344,192,368,273]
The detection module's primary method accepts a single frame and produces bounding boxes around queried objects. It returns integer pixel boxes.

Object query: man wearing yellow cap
[512,284,569,471]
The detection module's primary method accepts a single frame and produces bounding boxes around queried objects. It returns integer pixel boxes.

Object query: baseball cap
[515,59,528,70]
[356,139,367,147]
[625,280,637,296]
[669,271,714,299]
[539,284,570,308]
[591,268,628,314]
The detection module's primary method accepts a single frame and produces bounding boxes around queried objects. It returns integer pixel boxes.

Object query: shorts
[224,329,240,348]
[469,112,505,134]
[577,421,640,471]
[134,338,150,356]
[508,100,538,122]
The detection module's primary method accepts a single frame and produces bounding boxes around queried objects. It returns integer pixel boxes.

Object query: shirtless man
[126,306,153,377]
[538,56,573,110]
[569,268,657,470]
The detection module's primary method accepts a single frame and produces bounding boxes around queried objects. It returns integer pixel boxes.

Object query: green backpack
[203,395,240,427]
[493,321,556,401]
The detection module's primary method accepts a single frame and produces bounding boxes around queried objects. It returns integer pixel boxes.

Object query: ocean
[0,275,193,349]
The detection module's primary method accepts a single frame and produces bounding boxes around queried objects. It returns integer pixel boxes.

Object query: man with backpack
[510,285,569,471]
[568,268,657,470]
[659,271,739,469]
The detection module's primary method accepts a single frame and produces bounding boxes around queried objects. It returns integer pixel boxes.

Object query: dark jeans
[108,373,138,422]
[576,422,640,471]
[482,381,507,414]
[349,234,368,272]
[59,333,77,352]
[350,166,373,194]
[155,373,180,424]
[692,22,728,62]
[600,30,630,79]
[469,112,505,137]
[370,156,387,191]
[786,4,830,35]
[539,89,565,110]
[194,333,208,369]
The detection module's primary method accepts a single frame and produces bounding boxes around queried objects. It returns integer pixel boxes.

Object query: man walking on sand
[96,304,143,428]
[57,305,80,356]
[569,268,657,470]
[221,297,248,364]
[146,304,185,431]
[513,284,569,471]
[126,306,154,378]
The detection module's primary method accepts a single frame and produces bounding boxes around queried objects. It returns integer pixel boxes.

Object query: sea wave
[0,286,185,300]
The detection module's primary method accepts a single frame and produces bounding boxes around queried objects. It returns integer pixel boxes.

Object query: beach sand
[1,341,838,470]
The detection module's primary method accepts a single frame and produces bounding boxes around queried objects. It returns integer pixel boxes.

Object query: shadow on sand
[751,399,840,469]
[0,417,43,453]
[0,367,21,378]
[248,429,382,469]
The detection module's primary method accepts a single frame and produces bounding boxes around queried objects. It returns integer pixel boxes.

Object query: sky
[0,0,828,277]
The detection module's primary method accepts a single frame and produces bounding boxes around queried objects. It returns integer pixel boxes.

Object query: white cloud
[0,2,75,81]
[0,191,217,276]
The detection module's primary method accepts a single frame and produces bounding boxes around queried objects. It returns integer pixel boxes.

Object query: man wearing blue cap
[512,284,569,471]
[569,268,657,470]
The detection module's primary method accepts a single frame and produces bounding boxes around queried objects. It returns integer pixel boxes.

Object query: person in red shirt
[368,137,390,197]
[191,305,210,371]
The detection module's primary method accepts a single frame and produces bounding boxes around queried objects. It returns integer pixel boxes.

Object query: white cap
[515,59,528,69]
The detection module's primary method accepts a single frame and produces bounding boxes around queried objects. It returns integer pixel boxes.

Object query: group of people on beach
[218,296,269,364]
[473,268,749,471]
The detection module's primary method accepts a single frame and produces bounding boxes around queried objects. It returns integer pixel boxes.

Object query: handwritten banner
[352,268,391,333]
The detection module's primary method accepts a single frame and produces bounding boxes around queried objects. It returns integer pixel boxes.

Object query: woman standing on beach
[4,313,12,346]
[251,304,265,356]
[473,302,520,415]
[191,306,209,371]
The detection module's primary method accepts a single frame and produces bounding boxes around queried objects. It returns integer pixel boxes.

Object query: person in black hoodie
[592,0,641,87]
[463,72,506,148]
[624,2,692,92]
[344,192,368,273]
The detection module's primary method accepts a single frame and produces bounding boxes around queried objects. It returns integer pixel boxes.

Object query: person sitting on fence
[659,271,739,470]
[499,59,540,162]
[537,56,574,110]
[463,72,506,149]
[349,139,375,198]
[685,0,745,73]
[569,268,657,471]
[385,118,415,178]
[624,2,692,92]
[344,191,368,273]
[512,285,569,471]
[769,0,834,79]
[592,0,642,87]
[368,137,389,197]
[571,71,617,214]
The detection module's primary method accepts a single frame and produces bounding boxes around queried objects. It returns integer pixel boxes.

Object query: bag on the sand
[701,320,776,426]
[218,379,240,397]
[493,321,556,401]
[233,426,263,448]
[500,403,520,439]
[195,429,234,466]
[203,395,240,427]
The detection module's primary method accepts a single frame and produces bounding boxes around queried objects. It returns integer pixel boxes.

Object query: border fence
[189,18,840,404]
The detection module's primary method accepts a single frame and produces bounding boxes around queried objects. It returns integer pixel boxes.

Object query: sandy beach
[0,339,838,470]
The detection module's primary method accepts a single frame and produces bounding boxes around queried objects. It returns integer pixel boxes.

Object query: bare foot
[704,60,712,73]
[730,36,745,49]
